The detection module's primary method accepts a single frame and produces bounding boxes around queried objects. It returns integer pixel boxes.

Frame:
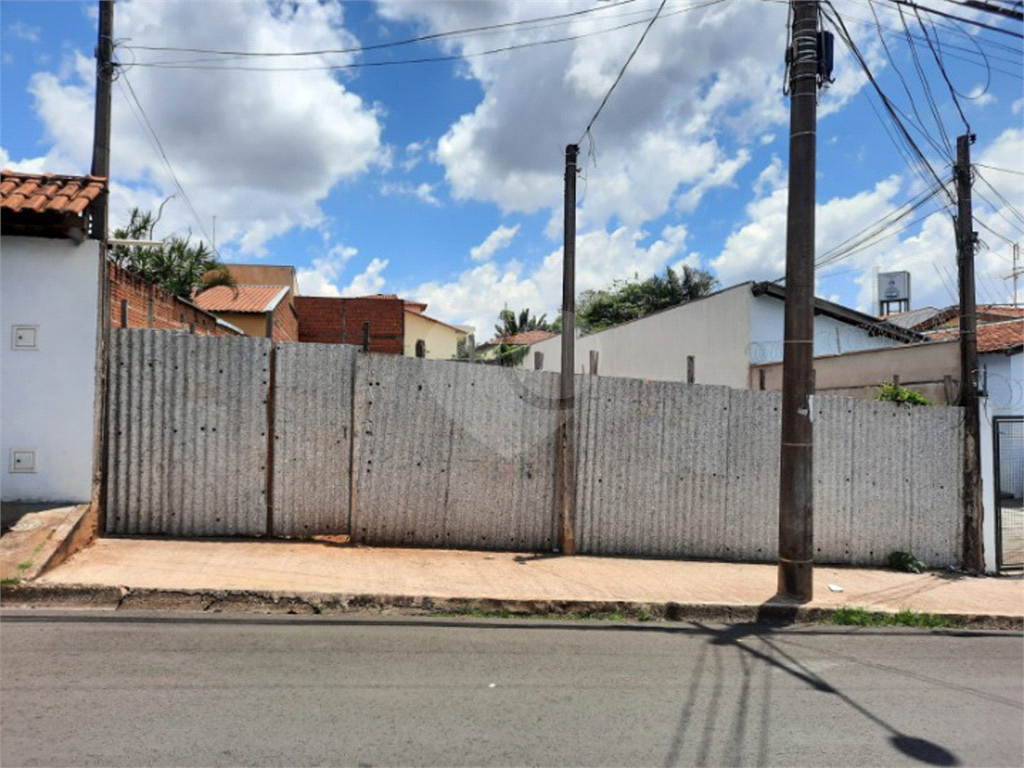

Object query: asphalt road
[1,611,1021,767]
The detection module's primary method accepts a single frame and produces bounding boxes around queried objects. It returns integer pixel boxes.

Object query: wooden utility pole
[955,133,984,572]
[778,0,819,601]
[558,144,578,555]
[89,0,115,530]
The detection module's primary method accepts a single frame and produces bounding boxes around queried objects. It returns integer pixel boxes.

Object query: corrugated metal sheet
[272,342,355,535]
[106,330,270,536]
[352,355,559,551]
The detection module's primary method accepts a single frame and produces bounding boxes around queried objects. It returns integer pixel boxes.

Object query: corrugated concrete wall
[574,377,963,566]
[105,334,964,565]
[272,342,355,535]
[352,355,560,550]
[106,330,271,536]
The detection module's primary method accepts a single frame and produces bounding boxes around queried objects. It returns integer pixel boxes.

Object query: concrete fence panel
[272,342,356,536]
[575,377,734,558]
[104,334,965,566]
[722,389,782,562]
[352,355,560,551]
[106,330,270,536]
[813,396,857,563]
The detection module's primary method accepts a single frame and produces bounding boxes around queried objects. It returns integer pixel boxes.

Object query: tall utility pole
[558,144,578,556]
[88,0,115,526]
[91,0,114,239]
[955,133,984,572]
[778,0,819,602]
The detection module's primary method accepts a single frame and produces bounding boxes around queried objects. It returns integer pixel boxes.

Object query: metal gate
[994,416,1023,571]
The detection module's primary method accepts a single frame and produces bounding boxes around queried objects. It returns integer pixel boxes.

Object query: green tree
[110,207,232,299]
[576,265,717,334]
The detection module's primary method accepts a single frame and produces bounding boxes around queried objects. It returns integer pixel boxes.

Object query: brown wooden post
[589,350,599,375]
[362,321,370,352]
[686,355,695,384]
[119,299,128,329]
[534,351,544,370]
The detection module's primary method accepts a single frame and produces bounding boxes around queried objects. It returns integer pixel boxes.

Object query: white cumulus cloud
[8,0,384,256]
[470,223,520,261]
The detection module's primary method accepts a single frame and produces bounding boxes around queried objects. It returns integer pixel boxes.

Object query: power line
[909,7,971,133]
[876,0,1024,38]
[128,3,710,73]
[976,212,1022,245]
[816,180,951,268]
[578,0,671,144]
[866,0,950,159]
[943,0,1024,21]
[976,163,1024,176]
[118,72,219,256]
[824,3,957,206]
[124,0,643,58]
[974,167,1024,223]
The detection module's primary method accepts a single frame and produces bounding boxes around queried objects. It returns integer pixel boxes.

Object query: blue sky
[2,0,1022,337]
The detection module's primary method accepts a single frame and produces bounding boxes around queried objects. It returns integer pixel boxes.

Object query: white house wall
[748,293,904,365]
[527,284,753,388]
[983,351,1021,418]
[1,235,99,502]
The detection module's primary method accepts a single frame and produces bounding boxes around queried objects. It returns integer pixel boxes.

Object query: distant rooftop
[194,285,289,314]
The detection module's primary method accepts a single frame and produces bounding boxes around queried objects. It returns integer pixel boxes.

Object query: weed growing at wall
[876,382,933,406]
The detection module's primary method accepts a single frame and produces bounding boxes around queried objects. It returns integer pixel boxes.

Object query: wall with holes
[105,331,966,566]
[571,376,964,566]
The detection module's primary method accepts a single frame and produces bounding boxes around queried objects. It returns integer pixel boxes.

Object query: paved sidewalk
[17,536,1023,623]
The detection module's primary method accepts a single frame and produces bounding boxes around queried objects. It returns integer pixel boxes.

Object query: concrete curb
[2,582,1020,631]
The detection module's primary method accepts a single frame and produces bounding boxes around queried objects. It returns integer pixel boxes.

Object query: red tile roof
[909,304,1024,331]
[487,330,558,347]
[193,285,289,314]
[924,319,1023,353]
[0,170,106,215]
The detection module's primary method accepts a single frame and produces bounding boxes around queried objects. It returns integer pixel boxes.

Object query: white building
[527,281,919,387]
[1,171,106,503]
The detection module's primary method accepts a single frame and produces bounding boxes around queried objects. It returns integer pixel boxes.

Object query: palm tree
[493,308,552,340]
[110,207,232,298]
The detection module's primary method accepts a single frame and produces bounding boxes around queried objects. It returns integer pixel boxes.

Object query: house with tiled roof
[293,292,472,359]
[402,299,473,360]
[193,284,298,341]
[477,329,558,364]
[1,170,106,503]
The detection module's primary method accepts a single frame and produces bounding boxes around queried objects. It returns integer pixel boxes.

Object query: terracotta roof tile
[0,170,106,216]
[924,319,1023,353]
[488,330,558,346]
[193,285,288,314]
[908,304,1024,331]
